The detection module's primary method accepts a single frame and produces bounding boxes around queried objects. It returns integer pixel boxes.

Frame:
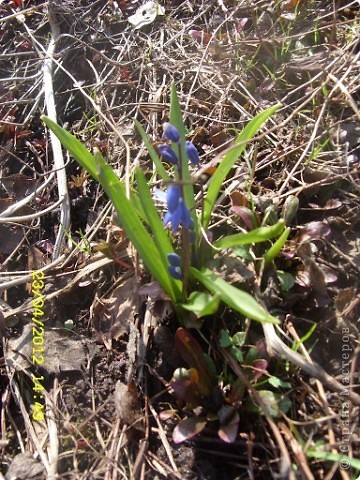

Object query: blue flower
[168,253,182,267]
[163,123,180,143]
[178,199,194,230]
[157,144,178,164]
[166,185,181,213]
[168,265,182,280]
[167,254,183,280]
[163,204,182,232]
[185,141,200,165]
[163,189,193,233]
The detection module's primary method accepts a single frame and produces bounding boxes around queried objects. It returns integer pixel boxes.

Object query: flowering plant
[42,85,282,326]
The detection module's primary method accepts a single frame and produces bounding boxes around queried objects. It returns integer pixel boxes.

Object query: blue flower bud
[185,141,199,165]
[167,253,182,267]
[163,123,180,143]
[166,185,181,213]
[179,199,193,229]
[168,265,182,280]
[157,144,178,164]
[163,205,182,232]
[163,186,193,233]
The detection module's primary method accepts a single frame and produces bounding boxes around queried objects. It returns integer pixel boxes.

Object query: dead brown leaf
[0,224,24,255]
[91,275,139,349]
[0,173,38,199]
[114,379,144,431]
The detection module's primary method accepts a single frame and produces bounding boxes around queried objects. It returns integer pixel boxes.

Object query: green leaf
[278,395,292,414]
[202,104,281,229]
[42,115,100,180]
[257,390,281,417]
[135,168,182,299]
[41,116,178,301]
[229,346,243,362]
[268,376,291,389]
[263,226,290,265]
[232,332,246,347]
[306,450,360,471]
[232,245,252,261]
[214,220,285,249]
[219,329,232,348]
[276,270,295,291]
[181,291,220,317]
[190,267,279,324]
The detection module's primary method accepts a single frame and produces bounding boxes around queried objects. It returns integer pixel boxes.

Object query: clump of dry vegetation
[0,1,359,479]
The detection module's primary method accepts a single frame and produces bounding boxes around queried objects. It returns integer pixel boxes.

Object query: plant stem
[177,145,191,301]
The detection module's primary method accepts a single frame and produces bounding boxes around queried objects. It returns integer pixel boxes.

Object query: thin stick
[262,322,360,406]
[43,1,71,260]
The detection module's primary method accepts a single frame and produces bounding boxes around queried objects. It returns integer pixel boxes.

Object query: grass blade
[134,119,170,181]
[202,104,281,229]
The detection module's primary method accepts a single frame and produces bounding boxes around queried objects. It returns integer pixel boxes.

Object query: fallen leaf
[189,29,213,45]
[91,275,138,348]
[0,225,24,255]
[0,174,38,199]
[114,380,144,430]
[172,416,207,444]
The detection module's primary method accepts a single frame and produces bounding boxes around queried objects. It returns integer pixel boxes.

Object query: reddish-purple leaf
[236,18,248,32]
[171,368,201,405]
[251,359,269,381]
[172,417,207,444]
[189,30,213,45]
[229,206,258,230]
[297,221,331,243]
[295,268,311,288]
[308,199,342,210]
[217,406,240,443]
[175,328,215,396]
[321,265,337,284]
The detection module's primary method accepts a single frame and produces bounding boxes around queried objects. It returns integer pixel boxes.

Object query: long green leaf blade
[42,115,100,180]
[190,267,279,324]
[214,220,285,249]
[42,115,177,300]
[203,104,281,229]
[134,119,170,181]
[136,167,182,299]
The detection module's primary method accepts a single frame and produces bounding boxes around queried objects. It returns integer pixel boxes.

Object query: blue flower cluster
[157,123,199,280]
[167,253,182,279]
[157,123,200,166]
[163,185,193,232]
